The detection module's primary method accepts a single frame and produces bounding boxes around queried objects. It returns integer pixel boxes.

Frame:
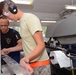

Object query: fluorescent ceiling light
[65,5,76,10]
[0,0,34,5]
[41,21,56,23]
[9,20,57,23]
[13,0,33,5]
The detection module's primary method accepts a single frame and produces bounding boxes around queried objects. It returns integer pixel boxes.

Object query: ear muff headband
[4,0,18,14]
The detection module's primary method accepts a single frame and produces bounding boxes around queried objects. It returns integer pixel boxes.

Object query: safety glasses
[4,12,9,17]
[0,12,9,18]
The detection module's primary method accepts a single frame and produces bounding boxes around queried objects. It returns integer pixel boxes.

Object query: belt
[30,60,50,68]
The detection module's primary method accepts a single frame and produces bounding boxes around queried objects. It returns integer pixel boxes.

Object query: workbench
[1,55,30,75]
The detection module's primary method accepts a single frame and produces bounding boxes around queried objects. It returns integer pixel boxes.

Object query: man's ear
[6,19,9,25]
[8,20,9,25]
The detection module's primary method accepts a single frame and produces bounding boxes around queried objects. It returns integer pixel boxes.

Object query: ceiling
[15,0,76,25]
[1,0,76,25]
[17,0,76,13]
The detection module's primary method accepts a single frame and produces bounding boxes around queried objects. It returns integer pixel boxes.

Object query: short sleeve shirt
[1,28,21,62]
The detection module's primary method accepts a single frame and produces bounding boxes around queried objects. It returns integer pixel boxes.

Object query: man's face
[0,19,9,34]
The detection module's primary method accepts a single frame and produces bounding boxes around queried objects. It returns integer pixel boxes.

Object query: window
[42,26,49,42]
[42,26,47,37]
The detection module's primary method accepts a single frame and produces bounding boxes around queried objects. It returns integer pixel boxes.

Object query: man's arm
[20,31,45,62]
[8,39,22,52]
[25,31,45,61]
[1,39,23,55]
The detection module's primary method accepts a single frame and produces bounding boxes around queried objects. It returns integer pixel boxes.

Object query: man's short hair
[0,1,5,16]
[0,17,9,25]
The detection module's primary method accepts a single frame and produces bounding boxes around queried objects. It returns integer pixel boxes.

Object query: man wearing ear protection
[0,1,51,75]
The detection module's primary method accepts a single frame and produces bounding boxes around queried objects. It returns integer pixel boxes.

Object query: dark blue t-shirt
[1,28,21,63]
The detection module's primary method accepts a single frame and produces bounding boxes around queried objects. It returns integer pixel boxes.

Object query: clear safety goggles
[4,12,9,17]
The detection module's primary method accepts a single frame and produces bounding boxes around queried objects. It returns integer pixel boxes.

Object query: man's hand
[20,57,34,75]
[1,48,10,55]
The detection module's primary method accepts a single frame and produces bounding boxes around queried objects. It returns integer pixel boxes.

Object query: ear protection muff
[8,3,18,14]
[4,0,18,14]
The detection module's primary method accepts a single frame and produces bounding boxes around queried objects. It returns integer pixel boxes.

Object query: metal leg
[70,55,75,75]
